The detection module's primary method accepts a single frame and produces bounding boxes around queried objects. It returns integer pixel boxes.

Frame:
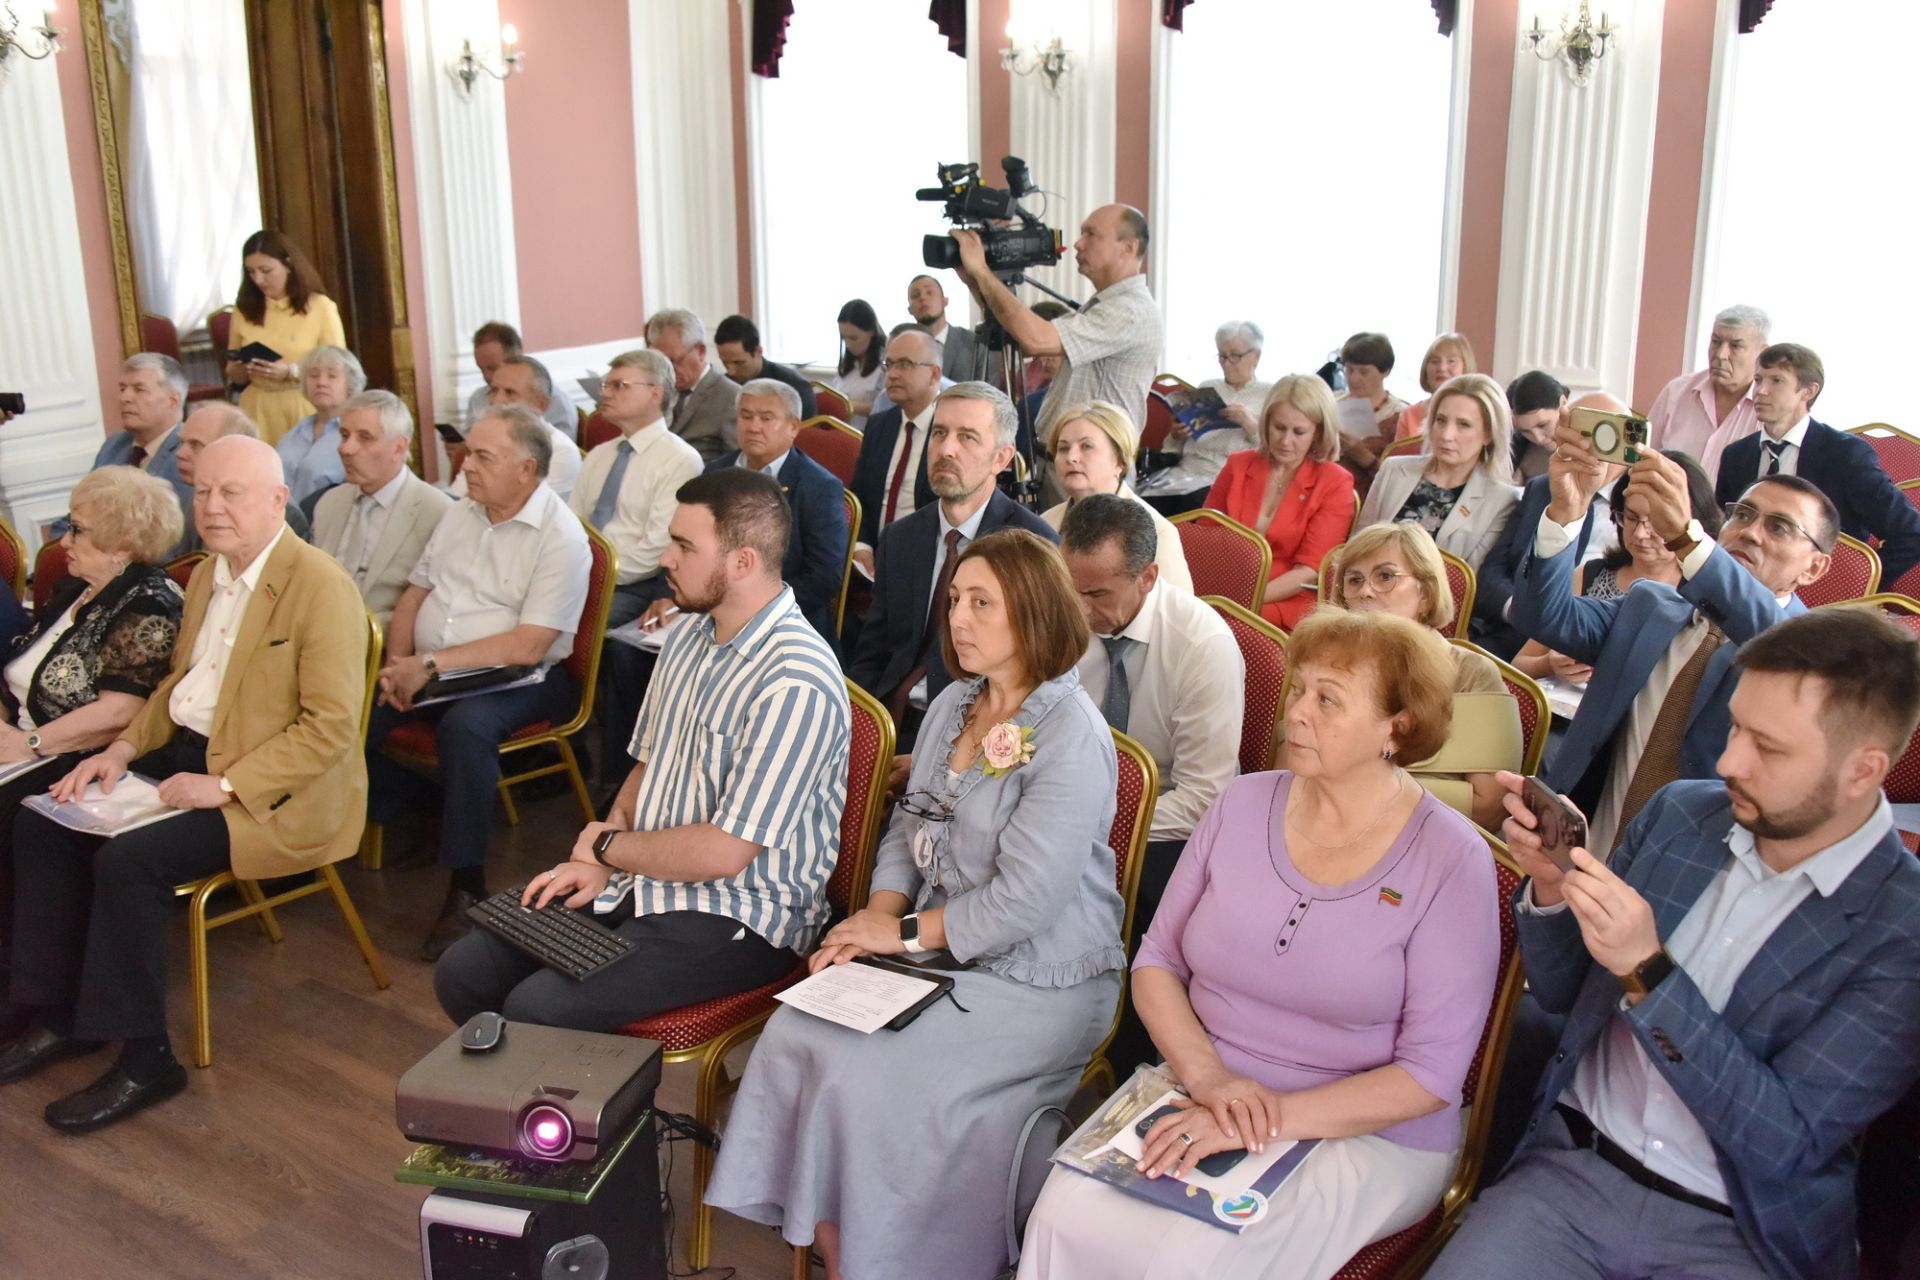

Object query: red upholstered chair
[1141,390,1176,452]
[1437,549,1476,640]
[207,307,234,361]
[139,312,222,403]
[580,411,621,451]
[1849,424,1920,485]
[172,611,391,1066]
[1380,433,1425,463]
[627,681,895,1272]
[1863,597,1920,806]
[1800,534,1881,609]
[1150,372,1194,396]
[1205,595,1288,774]
[0,517,25,601]
[1077,729,1159,1099]
[794,416,862,488]
[31,539,70,614]
[164,551,206,591]
[1170,510,1271,613]
[1328,830,1527,1279]
[811,381,852,423]
[1455,639,1550,776]
[359,522,616,868]
[836,490,861,633]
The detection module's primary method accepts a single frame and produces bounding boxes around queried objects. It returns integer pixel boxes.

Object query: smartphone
[1520,777,1588,873]
[1134,1104,1248,1177]
[433,422,465,446]
[0,392,24,416]
[1570,406,1650,465]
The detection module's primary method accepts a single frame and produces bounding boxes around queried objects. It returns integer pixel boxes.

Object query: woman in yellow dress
[223,230,345,444]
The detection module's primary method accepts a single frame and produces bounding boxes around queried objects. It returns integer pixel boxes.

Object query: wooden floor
[0,786,799,1280]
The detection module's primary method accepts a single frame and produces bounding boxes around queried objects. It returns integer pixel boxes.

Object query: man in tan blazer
[312,389,453,623]
[0,436,368,1133]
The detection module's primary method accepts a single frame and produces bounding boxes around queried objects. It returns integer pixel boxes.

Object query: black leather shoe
[44,1059,188,1133]
[0,1026,103,1085]
[422,888,479,962]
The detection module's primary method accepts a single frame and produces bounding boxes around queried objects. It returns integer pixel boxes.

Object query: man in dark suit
[1713,343,1920,584]
[907,274,981,382]
[1430,607,1920,1280]
[645,308,739,464]
[847,382,1055,727]
[1513,430,1834,857]
[848,328,944,575]
[713,315,818,421]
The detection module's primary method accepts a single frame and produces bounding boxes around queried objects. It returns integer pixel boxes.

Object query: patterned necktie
[1100,635,1135,730]
[884,420,918,526]
[1762,438,1788,477]
[1612,620,1726,851]
[590,440,634,530]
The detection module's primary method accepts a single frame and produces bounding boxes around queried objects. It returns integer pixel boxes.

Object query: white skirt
[1016,1131,1456,1280]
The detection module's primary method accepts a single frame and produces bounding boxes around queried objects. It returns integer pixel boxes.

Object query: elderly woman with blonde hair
[1357,372,1519,571]
[1043,400,1193,592]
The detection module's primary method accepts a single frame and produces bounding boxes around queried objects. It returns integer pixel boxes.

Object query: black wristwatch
[592,829,620,867]
[1617,948,1677,997]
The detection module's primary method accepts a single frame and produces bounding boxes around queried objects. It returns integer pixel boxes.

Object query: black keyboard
[467,886,638,982]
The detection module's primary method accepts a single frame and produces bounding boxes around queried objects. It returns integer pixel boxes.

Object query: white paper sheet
[774,960,939,1034]
[606,613,686,653]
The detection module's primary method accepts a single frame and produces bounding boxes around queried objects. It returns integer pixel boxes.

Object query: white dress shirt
[1073,582,1244,842]
[450,420,583,502]
[1738,416,1811,489]
[170,525,289,736]
[570,418,704,586]
[411,482,590,665]
[859,399,936,553]
[1646,369,1760,481]
[1526,796,1892,1203]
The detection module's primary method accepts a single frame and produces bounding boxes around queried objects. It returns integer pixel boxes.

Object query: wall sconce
[447,23,523,97]
[1524,1,1618,86]
[1002,10,1070,94]
[0,1,63,68]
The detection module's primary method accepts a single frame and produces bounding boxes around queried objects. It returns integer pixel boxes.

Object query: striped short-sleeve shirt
[627,585,850,952]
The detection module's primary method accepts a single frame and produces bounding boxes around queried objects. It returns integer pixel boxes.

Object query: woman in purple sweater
[1020,609,1501,1280]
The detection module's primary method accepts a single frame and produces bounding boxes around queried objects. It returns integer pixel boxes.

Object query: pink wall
[728,1,754,314]
[497,0,646,350]
[1114,0,1153,213]
[1451,0,1519,370]
[55,38,128,435]
[979,0,1013,183]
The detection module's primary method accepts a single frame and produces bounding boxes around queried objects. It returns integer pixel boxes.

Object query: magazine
[1161,386,1242,440]
[22,772,187,836]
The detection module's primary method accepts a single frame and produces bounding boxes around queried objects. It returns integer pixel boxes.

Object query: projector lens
[520,1104,573,1160]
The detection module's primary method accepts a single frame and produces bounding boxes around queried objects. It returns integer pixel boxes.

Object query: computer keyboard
[467,885,638,982]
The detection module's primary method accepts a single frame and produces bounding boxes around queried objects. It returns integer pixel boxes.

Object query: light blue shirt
[277,413,347,509]
[738,449,790,479]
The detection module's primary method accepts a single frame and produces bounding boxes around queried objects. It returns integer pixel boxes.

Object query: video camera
[919,156,1064,277]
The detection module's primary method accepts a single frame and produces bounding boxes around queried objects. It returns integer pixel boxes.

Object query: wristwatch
[592,829,620,867]
[422,652,440,676]
[899,914,928,954]
[1617,948,1677,997]
[23,731,42,756]
[1664,518,1705,557]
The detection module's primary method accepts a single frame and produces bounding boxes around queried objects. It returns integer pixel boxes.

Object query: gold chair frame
[0,516,25,600]
[1379,433,1425,463]
[836,489,861,633]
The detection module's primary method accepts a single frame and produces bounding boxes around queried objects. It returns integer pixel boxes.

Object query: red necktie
[884,420,917,526]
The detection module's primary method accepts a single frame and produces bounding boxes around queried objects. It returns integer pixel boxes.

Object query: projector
[397,1018,662,1163]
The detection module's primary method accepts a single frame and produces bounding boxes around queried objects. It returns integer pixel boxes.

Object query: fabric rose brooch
[979,720,1037,777]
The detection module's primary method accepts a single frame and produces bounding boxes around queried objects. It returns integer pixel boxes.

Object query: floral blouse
[1393,476,1468,537]
[2,563,183,731]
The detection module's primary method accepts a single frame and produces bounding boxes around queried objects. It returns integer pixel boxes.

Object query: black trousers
[1105,836,1188,1079]
[0,752,82,976]
[9,735,231,1040]
[435,908,799,1031]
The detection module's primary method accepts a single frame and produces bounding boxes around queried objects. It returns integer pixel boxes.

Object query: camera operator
[952,204,1162,489]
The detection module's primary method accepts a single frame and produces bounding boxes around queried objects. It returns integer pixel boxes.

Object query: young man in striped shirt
[434,469,852,1028]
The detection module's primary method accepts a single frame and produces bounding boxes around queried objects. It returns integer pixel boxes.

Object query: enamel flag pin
[1378,886,1403,907]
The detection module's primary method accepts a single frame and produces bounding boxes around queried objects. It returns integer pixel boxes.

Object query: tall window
[750,5,969,369]
[1697,0,1917,430]
[1157,0,1456,392]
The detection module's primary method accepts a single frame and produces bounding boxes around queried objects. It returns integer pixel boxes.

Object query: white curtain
[125,0,262,335]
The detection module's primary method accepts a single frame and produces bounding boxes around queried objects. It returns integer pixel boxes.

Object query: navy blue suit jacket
[1511,532,1802,805]
[1715,420,1920,584]
[1471,474,1597,658]
[845,490,1057,707]
[706,449,848,645]
[849,405,936,547]
[1514,781,1920,1280]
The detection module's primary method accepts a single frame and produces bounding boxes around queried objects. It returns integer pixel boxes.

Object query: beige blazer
[311,471,453,623]
[1357,455,1520,571]
[120,532,370,879]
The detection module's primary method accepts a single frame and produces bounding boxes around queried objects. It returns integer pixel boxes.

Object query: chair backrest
[0,516,25,600]
[1107,729,1160,958]
[1141,390,1175,452]
[1849,424,1920,484]
[811,381,853,423]
[1149,372,1193,395]
[1799,533,1880,609]
[164,551,206,591]
[1455,638,1550,777]
[553,522,618,737]
[1863,596,1920,803]
[31,539,70,613]
[207,307,233,358]
[794,416,862,488]
[139,312,183,361]
[1380,433,1425,463]
[1204,595,1288,775]
[1437,548,1477,639]
[831,682,897,917]
[1170,509,1271,612]
[836,489,861,632]
[580,411,621,452]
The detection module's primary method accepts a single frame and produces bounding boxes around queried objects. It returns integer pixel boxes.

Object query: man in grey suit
[312,390,453,623]
[907,274,981,382]
[645,308,739,465]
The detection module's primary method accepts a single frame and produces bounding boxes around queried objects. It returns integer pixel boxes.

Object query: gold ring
[1178,1132,1195,1147]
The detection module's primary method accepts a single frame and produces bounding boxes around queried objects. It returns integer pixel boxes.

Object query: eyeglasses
[601,378,657,394]
[1618,511,1658,533]
[1722,501,1828,551]
[63,516,90,542]
[882,359,937,373]
[1217,349,1255,362]
[898,790,954,825]
[1341,566,1410,595]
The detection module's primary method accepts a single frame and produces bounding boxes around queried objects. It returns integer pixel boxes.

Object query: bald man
[1,435,369,1133]
[175,403,313,554]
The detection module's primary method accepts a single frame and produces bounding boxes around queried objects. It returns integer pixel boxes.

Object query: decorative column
[0,40,114,556]
[399,0,522,425]
[1493,0,1667,397]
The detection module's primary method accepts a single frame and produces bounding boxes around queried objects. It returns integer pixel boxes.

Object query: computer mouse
[460,1010,506,1053]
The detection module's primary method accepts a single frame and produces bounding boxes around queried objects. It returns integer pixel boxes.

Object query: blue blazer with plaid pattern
[1511,781,1920,1280]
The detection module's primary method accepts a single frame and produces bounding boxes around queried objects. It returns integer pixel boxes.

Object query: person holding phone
[224,229,345,446]
[1429,607,1920,1280]
[1020,608,1499,1280]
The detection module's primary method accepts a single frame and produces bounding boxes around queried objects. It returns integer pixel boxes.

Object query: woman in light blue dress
[708,529,1126,1279]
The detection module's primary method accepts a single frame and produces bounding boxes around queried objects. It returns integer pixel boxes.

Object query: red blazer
[1205,453,1356,629]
